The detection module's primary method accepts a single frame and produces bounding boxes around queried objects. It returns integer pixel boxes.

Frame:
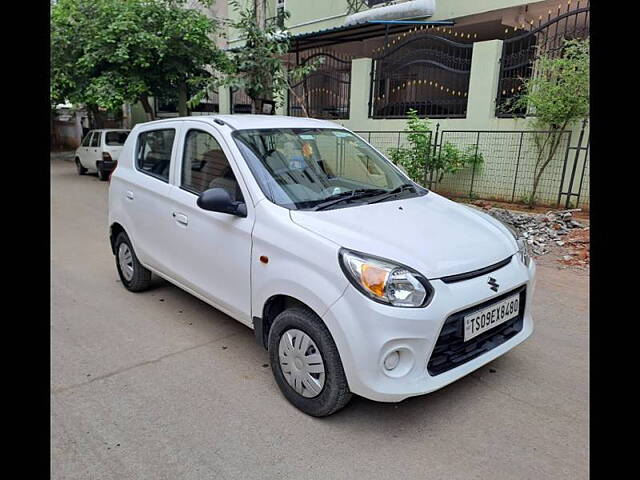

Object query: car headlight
[500,221,531,267]
[339,248,433,307]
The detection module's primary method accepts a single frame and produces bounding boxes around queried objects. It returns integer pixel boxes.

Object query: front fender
[251,202,348,327]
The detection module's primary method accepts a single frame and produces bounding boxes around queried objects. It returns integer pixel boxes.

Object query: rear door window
[106,131,129,146]
[135,129,176,182]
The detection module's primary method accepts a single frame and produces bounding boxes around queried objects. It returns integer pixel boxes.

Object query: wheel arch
[109,222,127,255]
[255,295,320,350]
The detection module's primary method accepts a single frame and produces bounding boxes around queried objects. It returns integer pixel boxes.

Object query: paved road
[51,158,589,479]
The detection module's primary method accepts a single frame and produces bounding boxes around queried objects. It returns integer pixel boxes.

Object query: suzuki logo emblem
[488,277,499,292]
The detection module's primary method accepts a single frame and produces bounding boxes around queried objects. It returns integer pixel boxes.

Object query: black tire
[268,307,352,417]
[114,232,152,292]
[76,158,87,175]
[97,168,109,181]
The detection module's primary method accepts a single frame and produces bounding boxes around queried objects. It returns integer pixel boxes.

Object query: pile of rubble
[558,228,590,266]
[473,203,589,265]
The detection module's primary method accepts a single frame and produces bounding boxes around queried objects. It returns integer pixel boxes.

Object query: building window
[370,34,473,119]
[288,52,352,120]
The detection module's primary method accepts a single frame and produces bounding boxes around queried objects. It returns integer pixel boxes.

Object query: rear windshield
[105,131,129,146]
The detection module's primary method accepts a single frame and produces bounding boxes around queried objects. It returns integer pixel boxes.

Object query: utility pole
[255,0,266,30]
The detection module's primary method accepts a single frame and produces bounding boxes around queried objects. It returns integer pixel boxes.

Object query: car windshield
[232,128,426,210]
[105,131,129,146]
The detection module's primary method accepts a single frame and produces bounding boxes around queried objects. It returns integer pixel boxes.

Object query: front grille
[427,286,526,376]
[439,256,512,284]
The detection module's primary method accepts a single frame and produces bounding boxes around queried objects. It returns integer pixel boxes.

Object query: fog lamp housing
[383,351,400,371]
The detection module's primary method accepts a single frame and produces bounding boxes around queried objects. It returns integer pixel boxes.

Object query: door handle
[173,212,188,226]
[125,190,134,200]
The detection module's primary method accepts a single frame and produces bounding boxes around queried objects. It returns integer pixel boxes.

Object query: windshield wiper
[366,183,419,204]
[311,188,388,211]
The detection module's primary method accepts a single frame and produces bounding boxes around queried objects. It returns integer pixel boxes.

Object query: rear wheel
[75,158,87,175]
[268,307,352,417]
[114,232,152,292]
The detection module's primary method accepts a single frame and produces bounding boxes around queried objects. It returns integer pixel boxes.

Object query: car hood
[289,192,518,279]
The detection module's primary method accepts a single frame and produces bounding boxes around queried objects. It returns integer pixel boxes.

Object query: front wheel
[268,307,352,417]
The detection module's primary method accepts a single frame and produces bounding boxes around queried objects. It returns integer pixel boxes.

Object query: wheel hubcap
[278,329,325,398]
[118,243,134,282]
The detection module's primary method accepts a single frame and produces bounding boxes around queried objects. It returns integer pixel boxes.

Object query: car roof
[89,129,130,132]
[134,115,345,131]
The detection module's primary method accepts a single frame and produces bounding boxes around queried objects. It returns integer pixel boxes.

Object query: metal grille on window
[370,31,473,118]
[496,1,590,117]
[288,52,352,119]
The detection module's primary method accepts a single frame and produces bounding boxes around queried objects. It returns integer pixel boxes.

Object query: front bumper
[322,255,536,402]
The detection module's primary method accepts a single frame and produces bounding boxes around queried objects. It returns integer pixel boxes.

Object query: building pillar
[349,57,373,122]
[121,104,132,129]
[74,111,83,145]
[466,40,503,122]
[219,88,231,114]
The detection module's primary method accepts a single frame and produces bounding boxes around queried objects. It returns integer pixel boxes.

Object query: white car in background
[108,115,536,417]
[75,129,130,180]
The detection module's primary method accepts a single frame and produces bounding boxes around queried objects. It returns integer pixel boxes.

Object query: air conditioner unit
[345,0,436,26]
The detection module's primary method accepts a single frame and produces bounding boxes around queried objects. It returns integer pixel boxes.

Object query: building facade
[131,0,590,209]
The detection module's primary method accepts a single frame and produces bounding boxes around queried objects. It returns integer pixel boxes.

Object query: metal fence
[496,1,590,116]
[435,130,573,206]
[369,33,473,119]
[354,130,433,158]
[357,124,590,209]
[230,88,252,114]
[562,122,590,209]
[288,52,351,119]
[577,146,589,209]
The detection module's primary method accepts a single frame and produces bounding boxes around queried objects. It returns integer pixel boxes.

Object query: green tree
[388,110,432,183]
[513,38,589,207]
[213,1,321,115]
[51,0,225,123]
[389,109,483,187]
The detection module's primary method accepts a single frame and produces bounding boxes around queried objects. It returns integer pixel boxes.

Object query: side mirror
[197,188,247,217]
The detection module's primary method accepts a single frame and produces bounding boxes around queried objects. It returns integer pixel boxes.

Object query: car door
[166,121,254,324]
[78,131,93,167]
[124,124,182,277]
[88,131,102,170]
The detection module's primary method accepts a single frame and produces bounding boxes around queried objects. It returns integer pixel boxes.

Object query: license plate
[463,293,520,341]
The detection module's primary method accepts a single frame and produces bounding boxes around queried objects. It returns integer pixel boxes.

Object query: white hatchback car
[76,129,130,180]
[108,115,536,416]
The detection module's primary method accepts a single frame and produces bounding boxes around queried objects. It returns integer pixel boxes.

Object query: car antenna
[213,117,236,130]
